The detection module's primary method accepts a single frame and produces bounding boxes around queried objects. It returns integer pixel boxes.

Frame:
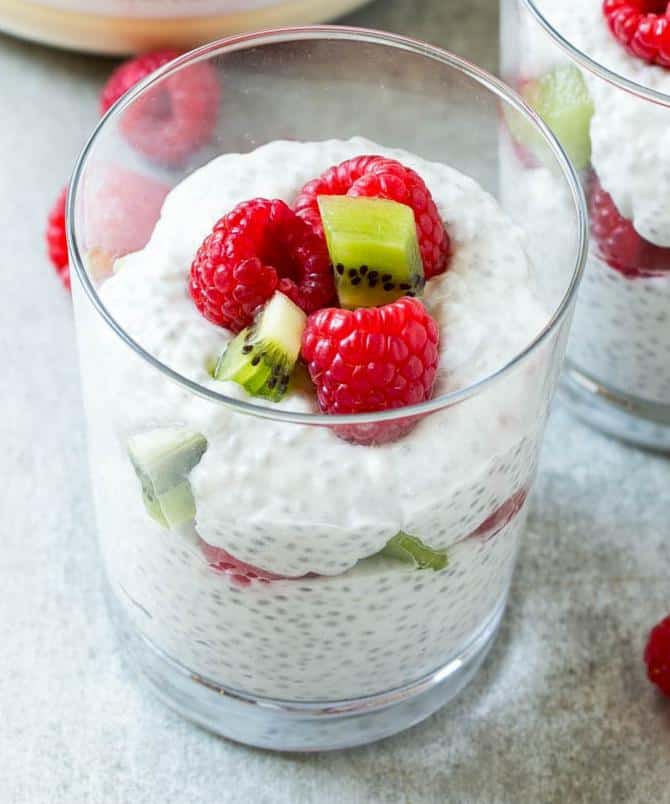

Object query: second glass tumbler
[502,0,670,450]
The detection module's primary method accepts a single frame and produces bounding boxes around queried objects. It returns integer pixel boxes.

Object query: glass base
[560,363,670,452]
[108,589,507,751]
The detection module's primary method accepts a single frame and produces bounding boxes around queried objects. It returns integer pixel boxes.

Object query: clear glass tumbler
[502,0,670,450]
[68,27,586,750]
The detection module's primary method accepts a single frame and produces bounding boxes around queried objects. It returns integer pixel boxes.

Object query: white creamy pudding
[76,137,551,700]
[516,0,670,407]
[570,253,670,401]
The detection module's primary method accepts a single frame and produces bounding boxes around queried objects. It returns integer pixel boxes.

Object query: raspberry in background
[644,614,670,697]
[100,50,180,115]
[46,187,70,290]
[294,155,450,280]
[588,175,670,278]
[47,170,170,291]
[84,167,169,268]
[301,297,440,445]
[101,50,219,165]
[190,198,335,333]
[603,0,670,67]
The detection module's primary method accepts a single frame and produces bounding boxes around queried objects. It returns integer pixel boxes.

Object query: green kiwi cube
[317,195,424,309]
[133,465,168,528]
[380,531,448,571]
[214,291,306,402]
[510,65,594,171]
[128,428,207,529]
[155,481,198,529]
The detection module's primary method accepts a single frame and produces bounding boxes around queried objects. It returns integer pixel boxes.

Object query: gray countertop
[1,1,669,802]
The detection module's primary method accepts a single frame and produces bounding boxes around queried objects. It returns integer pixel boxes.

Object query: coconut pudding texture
[516,0,670,406]
[78,137,551,701]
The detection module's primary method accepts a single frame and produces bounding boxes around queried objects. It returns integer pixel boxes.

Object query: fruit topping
[294,155,450,279]
[317,196,425,309]
[101,50,220,165]
[644,613,670,696]
[603,0,670,67]
[513,66,594,171]
[589,175,670,277]
[189,198,335,333]
[128,428,207,528]
[214,291,307,401]
[380,532,448,571]
[301,297,440,445]
[46,186,70,290]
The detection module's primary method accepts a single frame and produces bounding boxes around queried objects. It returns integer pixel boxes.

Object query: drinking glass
[68,27,586,750]
[502,0,670,450]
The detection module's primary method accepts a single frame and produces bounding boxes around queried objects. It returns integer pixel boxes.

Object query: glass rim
[67,24,588,427]
[522,0,670,107]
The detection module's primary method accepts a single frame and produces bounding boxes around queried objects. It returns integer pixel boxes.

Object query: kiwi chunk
[511,65,593,171]
[380,531,448,571]
[214,291,306,402]
[128,428,207,529]
[317,195,424,309]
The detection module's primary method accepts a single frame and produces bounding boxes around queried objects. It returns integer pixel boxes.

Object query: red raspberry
[603,0,670,66]
[644,614,670,697]
[100,50,179,115]
[85,167,169,259]
[470,489,528,541]
[101,50,219,165]
[46,187,70,290]
[199,539,287,586]
[294,155,450,280]
[45,171,169,292]
[189,198,335,332]
[301,297,440,445]
[589,175,670,278]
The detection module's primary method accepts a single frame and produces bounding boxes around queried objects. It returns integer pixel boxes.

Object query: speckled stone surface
[1,1,669,802]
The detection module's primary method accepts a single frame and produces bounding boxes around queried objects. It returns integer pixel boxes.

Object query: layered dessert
[76,137,552,701]
[510,0,670,408]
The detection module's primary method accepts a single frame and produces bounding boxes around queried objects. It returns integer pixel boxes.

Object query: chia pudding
[510,0,670,409]
[75,137,552,702]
